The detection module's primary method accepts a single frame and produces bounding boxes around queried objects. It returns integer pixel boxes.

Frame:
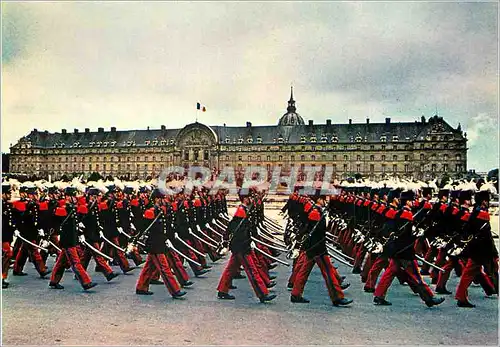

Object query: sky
[2,2,498,171]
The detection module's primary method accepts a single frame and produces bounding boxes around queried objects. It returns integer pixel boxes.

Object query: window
[404,164,409,172]
[382,155,386,161]
[393,145,397,150]
[356,164,361,173]
[456,154,461,161]
[144,164,148,170]
[300,155,305,161]
[443,164,448,172]
[443,144,448,149]
[370,164,374,172]
[267,155,271,161]
[343,145,348,150]
[370,145,375,150]
[311,155,316,161]
[382,164,386,173]
[238,155,242,161]
[279,155,283,161]
[357,155,361,161]
[405,155,409,161]
[184,152,188,160]
[291,155,295,161]
[456,164,462,172]
[381,145,386,150]
[257,155,261,161]
[225,155,229,161]
[333,155,337,161]
[343,164,348,171]
[393,155,397,161]
[431,164,437,172]
[420,144,425,149]
[343,155,348,161]
[393,164,397,172]
[444,154,448,161]
[333,164,337,171]
[370,155,375,161]
[432,144,437,149]
[420,154,424,160]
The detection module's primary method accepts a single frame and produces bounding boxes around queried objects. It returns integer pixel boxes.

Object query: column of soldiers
[280,179,497,309]
[2,180,233,299]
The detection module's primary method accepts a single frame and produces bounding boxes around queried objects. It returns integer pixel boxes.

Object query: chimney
[111,127,116,132]
[246,122,252,127]
[98,127,104,133]
[74,128,79,134]
[348,119,352,125]
[161,125,166,131]
[33,128,38,133]
[326,119,332,126]
[421,116,426,124]
[366,118,370,124]
[44,130,49,136]
[385,117,391,124]
[308,120,313,126]
[61,129,67,134]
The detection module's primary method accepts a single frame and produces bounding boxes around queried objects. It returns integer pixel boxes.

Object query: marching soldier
[2,183,15,288]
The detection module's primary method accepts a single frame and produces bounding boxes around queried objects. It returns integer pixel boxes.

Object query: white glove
[38,229,45,237]
[196,225,202,233]
[373,242,384,254]
[78,235,85,243]
[166,239,173,248]
[99,231,104,239]
[130,223,137,231]
[212,219,217,224]
[205,223,211,228]
[188,227,193,234]
[41,240,50,248]
[451,247,463,256]
[14,230,20,237]
[117,227,123,233]
[219,247,229,256]
[78,222,85,229]
[174,232,179,239]
[250,241,256,249]
[126,243,135,254]
[291,249,300,259]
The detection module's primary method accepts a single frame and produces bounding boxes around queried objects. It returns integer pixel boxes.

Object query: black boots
[106,272,119,282]
[374,296,392,305]
[83,282,98,291]
[291,295,310,303]
[49,282,64,289]
[172,290,187,299]
[217,292,235,300]
[341,282,351,290]
[267,280,277,288]
[182,281,194,288]
[2,280,9,289]
[425,296,445,307]
[259,294,277,303]
[194,269,210,277]
[333,298,353,306]
[435,287,452,295]
[136,289,154,295]
[457,300,475,308]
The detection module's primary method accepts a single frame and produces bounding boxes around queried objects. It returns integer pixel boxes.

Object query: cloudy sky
[2,2,498,171]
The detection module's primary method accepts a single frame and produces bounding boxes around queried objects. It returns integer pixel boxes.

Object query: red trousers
[374,259,433,300]
[361,252,373,282]
[353,246,366,268]
[80,242,114,277]
[291,251,344,302]
[431,248,447,280]
[251,250,270,286]
[365,256,389,289]
[13,241,47,275]
[182,240,203,273]
[2,242,13,279]
[455,258,496,302]
[421,246,438,272]
[50,247,92,286]
[136,254,181,295]
[109,237,131,272]
[414,238,428,256]
[288,256,305,287]
[436,257,463,288]
[166,251,190,284]
[190,238,208,267]
[217,252,269,299]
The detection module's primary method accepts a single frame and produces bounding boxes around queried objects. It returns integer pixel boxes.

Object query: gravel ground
[2,209,498,345]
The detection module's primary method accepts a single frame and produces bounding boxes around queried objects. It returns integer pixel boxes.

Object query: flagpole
[196,108,198,123]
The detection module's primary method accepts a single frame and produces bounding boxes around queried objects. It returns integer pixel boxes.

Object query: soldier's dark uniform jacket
[304,204,327,259]
[226,204,251,254]
[143,205,168,254]
[2,199,16,243]
[55,202,80,249]
[385,206,415,260]
[13,199,38,241]
[462,207,497,262]
[98,198,119,238]
[77,200,101,243]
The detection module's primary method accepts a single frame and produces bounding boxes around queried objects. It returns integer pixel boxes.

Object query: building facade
[8,89,468,181]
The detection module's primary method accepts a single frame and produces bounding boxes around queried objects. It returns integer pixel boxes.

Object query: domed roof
[278,86,305,126]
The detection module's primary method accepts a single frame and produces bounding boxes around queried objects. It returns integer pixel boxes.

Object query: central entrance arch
[174,122,219,170]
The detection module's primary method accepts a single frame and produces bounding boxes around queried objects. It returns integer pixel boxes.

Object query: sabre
[253,246,290,266]
[100,232,126,253]
[263,219,282,231]
[194,226,219,245]
[258,225,286,242]
[82,240,113,261]
[205,224,223,238]
[175,233,206,257]
[213,219,228,230]
[117,227,132,239]
[49,241,62,253]
[415,254,445,273]
[326,244,354,261]
[251,236,288,252]
[189,230,218,249]
[328,249,354,268]
[166,240,202,267]
[257,229,287,247]
[264,216,282,228]
[16,233,48,252]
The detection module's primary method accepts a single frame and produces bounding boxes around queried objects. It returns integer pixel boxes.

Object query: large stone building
[8,88,468,181]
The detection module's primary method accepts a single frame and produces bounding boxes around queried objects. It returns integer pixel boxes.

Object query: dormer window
[331,135,339,143]
[110,141,116,147]
[152,140,158,146]
[277,135,284,144]
[392,135,399,142]
[247,136,253,144]
[300,135,306,143]
[160,140,166,146]
[256,136,262,144]
[103,142,108,147]
[321,134,328,143]
[355,134,362,143]
[238,137,244,144]
[126,141,132,146]
[145,140,150,146]
[89,141,95,147]
[380,135,387,142]
[169,139,174,145]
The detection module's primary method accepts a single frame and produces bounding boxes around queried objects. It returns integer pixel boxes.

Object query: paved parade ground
[2,210,499,346]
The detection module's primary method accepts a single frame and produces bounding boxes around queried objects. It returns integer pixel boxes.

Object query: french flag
[196,102,206,112]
